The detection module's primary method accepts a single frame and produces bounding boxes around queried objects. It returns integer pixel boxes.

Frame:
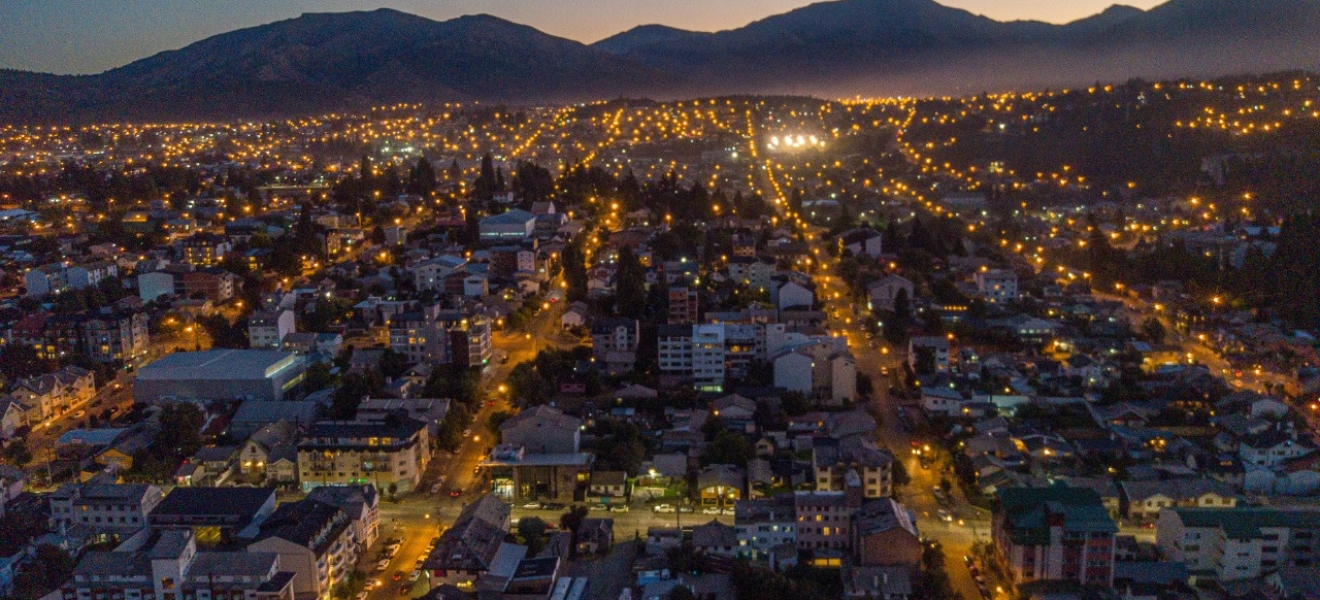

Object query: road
[362,280,580,600]
[802,237,991,600]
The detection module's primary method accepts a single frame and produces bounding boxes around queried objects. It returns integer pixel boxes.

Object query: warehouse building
[134,350,306,404]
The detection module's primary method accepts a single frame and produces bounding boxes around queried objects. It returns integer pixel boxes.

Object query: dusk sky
[0,0,1165,75]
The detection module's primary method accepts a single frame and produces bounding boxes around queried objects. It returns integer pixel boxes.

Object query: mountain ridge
[2,0,1319,122]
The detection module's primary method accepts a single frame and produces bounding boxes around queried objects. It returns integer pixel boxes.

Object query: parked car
[522,502,542,510]
[355,592,369,600]
[701,507,721,515]
[937,509,953,522]
[544,503,565,511]
[409,570,421,582]
[429,483,443,495]
[721,508,735,516]
[653,504,675,513]
[678,506,694,513]
[609,505,630,513]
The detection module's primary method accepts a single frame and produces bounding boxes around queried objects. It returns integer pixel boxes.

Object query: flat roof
[138,350,301,381]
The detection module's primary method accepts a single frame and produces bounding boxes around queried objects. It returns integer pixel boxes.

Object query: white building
[692,325,726,393]
[867,275,914,313]
[413,255,467,291]
[138,271,175,303]
[1157,507,1320,582]
[248,309,295,349]
[974,269,1018,304]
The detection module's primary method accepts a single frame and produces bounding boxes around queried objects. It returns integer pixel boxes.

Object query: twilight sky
[0,0,1165,75]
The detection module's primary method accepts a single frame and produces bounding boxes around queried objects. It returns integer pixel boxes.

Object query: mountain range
[2,0,1320,123]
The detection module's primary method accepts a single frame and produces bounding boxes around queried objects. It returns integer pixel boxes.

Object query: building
[974,269,1018,304]
[64,530,295,600]
[727,257,776,292]
[26,261,120,298]
[657,325,694,385]
[867,275,914,313]
[813,438,895,499]
[500,406,581,454]
[134,350,307,404]
[423,494,512,586]
[148,487,278,543]
[31,311,150,364]
[138,271,176,303]
[485,406,590,501]
[770,278,814,312]
[181,233,232,267]
[178,269,238,302]
[247,499,358,600]
[8,365,95,421]
[794,491,855,557]
[1118,479,1237,521]
[840,228,883,259]
[734,496,797,562]
[993,486,1118,586]
[297,419,430,493]
[842,565,911,600]
[479,210,536,242]
[305,485,380,550]
[413,255,467,291]
[692,324,726,393]
[590,318,641,375]
[668,287,699,325]
[248,309,295,350]
[50,483,163,536]
[853,499,922,568]
[908,336,951,374]
[1157,507,1320,582]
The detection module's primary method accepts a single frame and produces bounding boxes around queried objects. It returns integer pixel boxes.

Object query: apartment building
[1157,507,1320,582]
[248,309,295,350]
[297,419,430,493]
[64,530,295,600]
[992,486,1117,586]
[247,499,358,600]
[50,483,164,535]
[974,268,1018,304]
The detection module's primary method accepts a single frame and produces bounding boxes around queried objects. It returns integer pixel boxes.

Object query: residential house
[423,494,513,586]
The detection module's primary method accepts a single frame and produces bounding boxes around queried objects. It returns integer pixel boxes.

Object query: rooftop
[138,349,301,381]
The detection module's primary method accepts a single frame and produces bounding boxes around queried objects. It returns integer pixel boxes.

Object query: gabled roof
[423,495,510,572]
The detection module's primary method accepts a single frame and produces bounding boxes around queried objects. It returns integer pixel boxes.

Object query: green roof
[997,485,1117,546]
[1173,507,1320,540]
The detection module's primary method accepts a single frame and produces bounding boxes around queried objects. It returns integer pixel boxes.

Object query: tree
[614,247,647,319]
[781,391,811,416]
[1141,317,1166,344]
[407,158,437,196]
[2,439,32,467]
[517,516,548,556]
[0,344,53,381]
[330,372,383,419]
[884,288,912,346]
[702,430,753,467]
[667,586,696,600]
[154,402,205,458]
[474,153,498,201]
[10,544,74,600]
[559,505,589,557]
[561,239,589,303]
[303,361,336,393]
